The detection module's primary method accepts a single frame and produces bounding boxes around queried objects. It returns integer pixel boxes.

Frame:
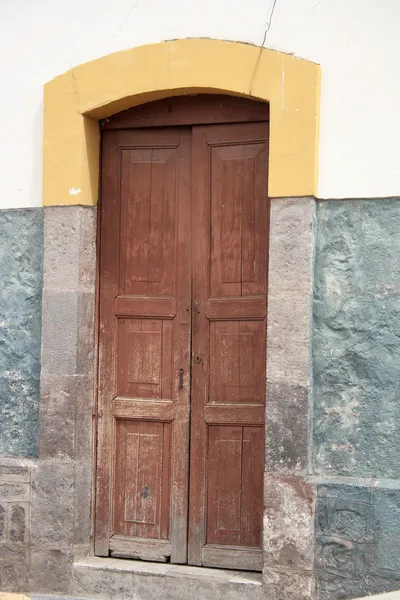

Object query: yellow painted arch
[43,39,320,206]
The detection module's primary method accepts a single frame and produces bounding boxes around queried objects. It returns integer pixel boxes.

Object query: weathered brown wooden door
[95,127,192,563]
[188,122,268,570]
[95,96,269,571]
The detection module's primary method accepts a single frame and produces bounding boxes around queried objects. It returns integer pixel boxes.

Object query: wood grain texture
[204,404,264,425]
[202,545,262,571]
[115,296,176,318]
[113,398,174,421]
[110,535,171,561]
[206,297,266,320]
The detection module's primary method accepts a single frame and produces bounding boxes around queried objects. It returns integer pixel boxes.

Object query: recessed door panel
[113,420,170,540]
[206,425,264,547]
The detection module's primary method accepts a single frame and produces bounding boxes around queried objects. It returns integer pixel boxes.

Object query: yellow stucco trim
[43,39,320,206]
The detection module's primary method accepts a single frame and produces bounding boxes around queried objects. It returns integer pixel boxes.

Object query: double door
[95,96,269,571]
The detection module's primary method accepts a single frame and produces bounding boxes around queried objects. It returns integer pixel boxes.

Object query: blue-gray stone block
[316,483,400,600]
[313,198,400,478]
[0,208,43,457]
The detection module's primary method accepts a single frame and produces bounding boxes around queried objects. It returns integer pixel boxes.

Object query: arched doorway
[95,95,269,571]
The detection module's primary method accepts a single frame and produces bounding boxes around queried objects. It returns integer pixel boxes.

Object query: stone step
[72,557,263,600]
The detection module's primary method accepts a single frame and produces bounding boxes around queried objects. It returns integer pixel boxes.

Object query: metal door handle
[179,368,184,389]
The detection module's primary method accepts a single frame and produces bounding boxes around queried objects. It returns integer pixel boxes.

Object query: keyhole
[142,486,150,499]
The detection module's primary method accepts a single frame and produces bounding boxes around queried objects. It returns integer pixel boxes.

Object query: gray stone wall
[313,199,400,477]
[0,458,35,591]
[313,198,400,599]
[0,209,43,457]
[316,483,400,599]
[264,197,316,600]
[3,197,400,599]
[0,206,97,594]
[31,206,97,592]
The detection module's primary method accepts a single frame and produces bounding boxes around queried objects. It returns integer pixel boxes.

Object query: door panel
[95,128,192,563]
[119,146,177,296]
[116,318,173,399]
[189,122,269,570]
[206,425,264,547]
[210,142,267,298]
[209,320,266,404]
[113,419,171,540]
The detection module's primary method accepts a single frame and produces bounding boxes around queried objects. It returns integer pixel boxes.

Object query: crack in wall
[111,0,140,41]
[249,0,278,96]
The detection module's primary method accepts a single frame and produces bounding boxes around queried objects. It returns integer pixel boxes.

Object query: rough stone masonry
[1,199,400,598]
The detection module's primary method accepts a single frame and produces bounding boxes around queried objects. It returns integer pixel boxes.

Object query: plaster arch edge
[43,38,320,206]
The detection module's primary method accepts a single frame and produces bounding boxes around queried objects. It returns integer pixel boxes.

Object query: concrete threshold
[72,556,262,600]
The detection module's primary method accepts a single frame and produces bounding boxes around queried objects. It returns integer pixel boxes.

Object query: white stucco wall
[0,0,399,208]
